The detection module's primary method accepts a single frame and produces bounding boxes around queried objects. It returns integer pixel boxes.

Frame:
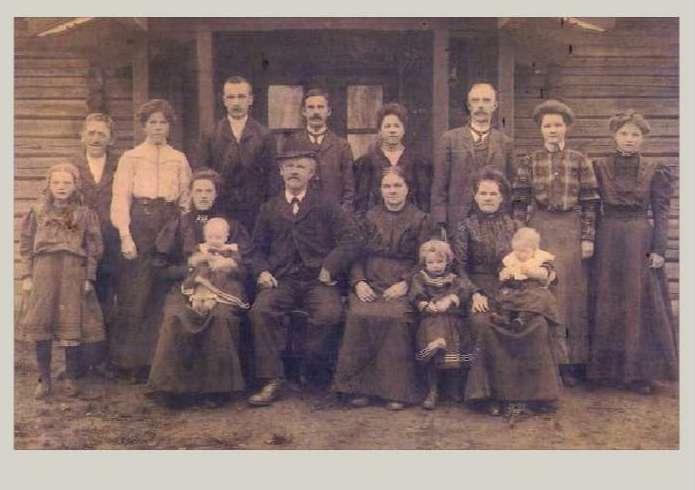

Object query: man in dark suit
[73,113,120,374]
[193,76,276,233]
[248,150,361,406]
[278,88,355,212]
[431,82,514,235]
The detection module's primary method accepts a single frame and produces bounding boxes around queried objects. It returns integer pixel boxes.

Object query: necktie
[308,131,326,145]
[291,197,300,215]
[470,127,490,142]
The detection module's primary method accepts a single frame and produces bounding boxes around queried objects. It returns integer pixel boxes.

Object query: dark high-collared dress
[452,208,561,403]
[333,203,435,404]
[194,117,276,233]
[588,154,678,384]
[147,206,252,396]
[354,145,431,215]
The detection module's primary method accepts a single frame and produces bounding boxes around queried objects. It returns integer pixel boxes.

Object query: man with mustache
[193,76,276,233]
[278,88,355,212]
[248,150,362,406]
[431,82,514,235]
[71,113,121,376]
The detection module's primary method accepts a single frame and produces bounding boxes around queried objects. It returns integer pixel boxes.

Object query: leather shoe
[248,379,284,407]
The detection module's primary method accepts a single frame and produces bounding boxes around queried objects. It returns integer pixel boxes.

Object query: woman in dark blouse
[333,167,436,410]
[453,167,561,416]
[147,168,253,407]
[587,111,678,394]
[354,102,431,215]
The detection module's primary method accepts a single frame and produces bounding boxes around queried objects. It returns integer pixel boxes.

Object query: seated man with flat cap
[248,149,362,406]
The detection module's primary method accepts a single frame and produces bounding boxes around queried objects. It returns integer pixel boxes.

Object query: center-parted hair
[137,98,177,126]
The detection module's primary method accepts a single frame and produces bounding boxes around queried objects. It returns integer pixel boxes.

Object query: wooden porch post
[497,31,515,139]
[132,38,149,144]
[196,30,215,136]
[432,20,450,158]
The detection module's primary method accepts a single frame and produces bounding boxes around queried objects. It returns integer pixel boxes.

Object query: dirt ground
[13,340,678,450]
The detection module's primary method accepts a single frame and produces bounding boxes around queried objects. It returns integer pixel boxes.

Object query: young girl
[491,227,560,331]
[181,217,250,315]
[19,163,105,399]
[409,240,476,410]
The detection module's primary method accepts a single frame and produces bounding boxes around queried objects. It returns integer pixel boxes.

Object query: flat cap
[276,149,318,161]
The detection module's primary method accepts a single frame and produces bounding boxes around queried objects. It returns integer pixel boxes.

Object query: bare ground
[13,341,679,450]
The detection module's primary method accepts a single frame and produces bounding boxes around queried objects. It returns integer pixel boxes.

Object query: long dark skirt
[588,215,678,383]
[465,272,561,402]
[147,292,245,395]
[110,201,176,369]
[530,208,589,364]
[332,293,421,403]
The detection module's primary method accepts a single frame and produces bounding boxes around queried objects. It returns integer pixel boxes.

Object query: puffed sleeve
[323,202,363,277]
[84,208,104,282]
[18,207,38,279]
[110,152,135,236]
[650,163,672,256]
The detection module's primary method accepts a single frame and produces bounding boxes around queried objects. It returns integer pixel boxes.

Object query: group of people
[18,75,678,418]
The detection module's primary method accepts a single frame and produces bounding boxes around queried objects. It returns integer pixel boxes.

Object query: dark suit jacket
[73,149,120,270]
[251,188,362,280]
[277,130,355,212]
[431,125,514,231]
[193,117,276,219]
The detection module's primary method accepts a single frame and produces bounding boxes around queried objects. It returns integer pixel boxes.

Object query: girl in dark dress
[354,102,431,215]
[333,167,436,410]
[19,163,105,399]
[511,100,601,387]
[410,240,477,410]
[147,169,252,407]
[453,167,561,417]
[587,111,678,394]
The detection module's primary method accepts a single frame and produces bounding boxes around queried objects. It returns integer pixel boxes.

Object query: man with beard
[248,150,361,406]
[278,88,355,212]
[71,113,121,376]
[431,82,514,235]
[193,76,276,234]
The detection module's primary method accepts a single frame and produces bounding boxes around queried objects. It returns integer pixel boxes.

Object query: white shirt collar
[285,189,307,204]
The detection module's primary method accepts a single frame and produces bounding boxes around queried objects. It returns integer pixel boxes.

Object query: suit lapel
[293,189,317,223]
[486,130,503,166]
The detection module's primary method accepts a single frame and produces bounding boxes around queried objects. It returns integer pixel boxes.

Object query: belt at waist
[601,208,647,219]
[132,197,176,207]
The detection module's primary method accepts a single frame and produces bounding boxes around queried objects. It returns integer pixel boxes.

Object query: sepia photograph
[11,15,683,452]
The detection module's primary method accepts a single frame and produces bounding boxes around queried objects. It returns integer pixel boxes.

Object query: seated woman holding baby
[146,168,253,408]
[452,167,561,418]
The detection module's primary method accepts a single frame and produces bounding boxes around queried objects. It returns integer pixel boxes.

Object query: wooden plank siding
[512,19,679,313]
[14,50,133,280]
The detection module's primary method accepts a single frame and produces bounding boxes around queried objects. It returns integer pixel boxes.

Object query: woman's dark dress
[333,203,435,403]
[453,209,561,403]
[147,208,252,395]
[354,146,432,215]
[588,154,678,383]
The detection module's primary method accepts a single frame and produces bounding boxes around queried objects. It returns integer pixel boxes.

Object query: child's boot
[64,346,81,397]
[34,340,52,400]
[422,365,439,410]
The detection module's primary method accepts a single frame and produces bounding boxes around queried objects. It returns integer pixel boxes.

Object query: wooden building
[13,17,679,312]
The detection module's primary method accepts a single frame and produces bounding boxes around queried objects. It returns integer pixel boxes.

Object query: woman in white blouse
[109,99,192,382]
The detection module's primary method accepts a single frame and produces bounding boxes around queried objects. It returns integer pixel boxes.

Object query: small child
[491,227,560,331]
[19,162,106,400]
[181,217,249,316]
[409,240,477,410]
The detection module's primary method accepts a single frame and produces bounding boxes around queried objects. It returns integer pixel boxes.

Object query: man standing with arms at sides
[431,81,514,235]
[72,113,120,376]
[279,88,355,212]
[194,76,276,234]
